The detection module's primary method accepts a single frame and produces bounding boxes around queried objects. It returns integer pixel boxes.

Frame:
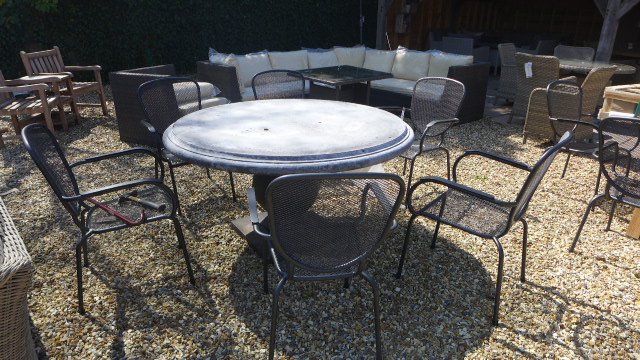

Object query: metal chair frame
[251,70,305,100]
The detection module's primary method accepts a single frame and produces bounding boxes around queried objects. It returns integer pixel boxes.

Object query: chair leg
[606,200,617,231]
[228,171,237,202]
[98,89,109,116]
[490,237,505,326]
[396,214,417,278]
[430,195,447,249]
[168,164,182,216]
[57,102,68,131]
[519,218,528,282]
[343,278,351,289]
[172,218,196,284]
[263,244,270,295]
[406,156,418,192]
[43,107,55,133]
[206,168,212,179]
[507,112,513,124]
[442,148,451,180]
[522,134,527,145]
[82,241,89,267]
[269,277,288,360]
[594,168,602,195]
[402,158,408,176]
[75,235,89,314]
[570,193,605,252]
[561,153,571,178]
[360,271,383,360]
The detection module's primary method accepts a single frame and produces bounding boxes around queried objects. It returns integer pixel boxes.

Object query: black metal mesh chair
[251,70,305,100]
[138,77,237,209]
[397,77,465,189]
[570,117,640,252]
[21,123,195,314]
[396,131,574,325]
[248,173,405,360]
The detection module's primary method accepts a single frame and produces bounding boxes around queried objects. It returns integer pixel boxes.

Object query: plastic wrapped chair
[248,173,405,359]
[554,45,595,62]
[252,70,305,100]
[397,131,574,325]
[21,123,195,314]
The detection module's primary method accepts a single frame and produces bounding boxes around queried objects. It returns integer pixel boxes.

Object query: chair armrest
[247,188,271,238]
[197,61,242,102]
[0,83,50,93]
[30,71,74,77]
[140,120,163,150]
[65,65,101,71]
[5,76,67,85]
[62,178,166,202]
[452,150,531,182]
[559,76,578,83]
[70,148,164,179]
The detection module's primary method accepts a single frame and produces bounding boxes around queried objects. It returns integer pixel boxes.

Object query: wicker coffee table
[299,65,392,104]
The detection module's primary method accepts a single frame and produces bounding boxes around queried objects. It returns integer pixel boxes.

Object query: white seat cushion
[334,46,366,67]
[268,50,309,70]
[308,51,339,68]
[178,97,229,116]
[236,51,273,88]
[427,51,473,77]
[392,47,431,81]
[363,49,396,73]
[370,78,416,96]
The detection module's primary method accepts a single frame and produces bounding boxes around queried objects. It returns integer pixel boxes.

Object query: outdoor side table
[163,99,413,251]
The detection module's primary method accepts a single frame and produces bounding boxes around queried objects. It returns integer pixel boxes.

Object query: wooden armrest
[0,83,50,92]
[5,76,67,85]
[65,65,102,71]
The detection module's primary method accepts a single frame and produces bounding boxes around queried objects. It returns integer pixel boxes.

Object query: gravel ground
[1,88,639,359]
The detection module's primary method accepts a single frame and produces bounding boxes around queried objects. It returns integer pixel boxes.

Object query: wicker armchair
[523,66,616,143]
[495,43,517,104]
[0,196,37,360]
[509,53,560,123]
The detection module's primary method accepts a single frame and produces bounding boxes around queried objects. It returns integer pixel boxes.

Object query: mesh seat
[252,70,305,100]
[138,77,237,209]
[398,77,465,189]
[571,117,640,252]
[397,131,574,325]
[248,173,405,360]
[21,123,195,314]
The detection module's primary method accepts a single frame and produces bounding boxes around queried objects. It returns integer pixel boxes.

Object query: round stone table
[163,99,414,175]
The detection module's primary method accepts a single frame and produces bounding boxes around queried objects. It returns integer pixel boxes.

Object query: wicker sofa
[197,46,490,123]
[109,64,229,146]
[0,196,37,360]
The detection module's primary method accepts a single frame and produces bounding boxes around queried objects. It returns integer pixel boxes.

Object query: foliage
[0,0,378,80]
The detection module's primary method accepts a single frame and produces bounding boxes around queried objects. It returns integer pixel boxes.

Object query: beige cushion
[268,50,309,70]
[236,51,273,88]
[363,49,396,73]
[334,46,366,67]
[392,47,431,81]
[178,97,229,116]
[308,51,339,68]
[427,51,473,77]
[370,78,416,96]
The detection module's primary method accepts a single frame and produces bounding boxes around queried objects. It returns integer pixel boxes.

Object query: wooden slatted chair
[0,70,67,143]
[20,46,109,115]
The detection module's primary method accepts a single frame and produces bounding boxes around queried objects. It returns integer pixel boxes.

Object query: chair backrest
[410,77,465,137]
[580,66,616,117]
[554,45,595,62]
[598,117,640,199]
[511,131,574,222]
[442,36,474,56]
[498,43,516,67]
[265,173,404,275]
[20,46,65,75]
[513,53,560,117]
[546,80,589,142]
[534,40,559,55]
[138,77,200,137]
[21,124,82,218]
[252,70,305,100]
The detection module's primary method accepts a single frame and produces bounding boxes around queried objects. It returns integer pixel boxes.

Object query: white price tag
[524,62,533,78]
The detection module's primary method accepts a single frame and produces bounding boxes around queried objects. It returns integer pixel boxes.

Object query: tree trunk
[595,0,621,62]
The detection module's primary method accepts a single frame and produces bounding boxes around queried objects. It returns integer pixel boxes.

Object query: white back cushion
[427,51,473,77]
[392,47,431,81]
[236,51,273,88]
[334,46,366,67]
[308,51,339,68]
[363,49,396,73]
[268,50,309,70]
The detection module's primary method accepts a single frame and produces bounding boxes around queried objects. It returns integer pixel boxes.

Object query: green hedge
[0,0,378,81]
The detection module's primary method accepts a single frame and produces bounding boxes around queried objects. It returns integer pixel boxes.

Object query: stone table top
[163,99,414,175]
[559,60,637,75]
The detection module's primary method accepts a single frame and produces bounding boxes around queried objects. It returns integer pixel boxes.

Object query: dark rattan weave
[21,123,195,314]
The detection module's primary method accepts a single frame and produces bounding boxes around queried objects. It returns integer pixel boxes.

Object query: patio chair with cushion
[248,173,405,359]
[570,117,640,252]
[0,196,37,359]
[21,123,195,314]
[251,70,305,100]
[509,53,560,123]
[0,70,68,137]
[138,77,236,207]
[20,46,109,116]
[396,131,574,325]
[391,77,465,190]
[495,43,517,104]
[523,66,616,143]
[554,44,595,62]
